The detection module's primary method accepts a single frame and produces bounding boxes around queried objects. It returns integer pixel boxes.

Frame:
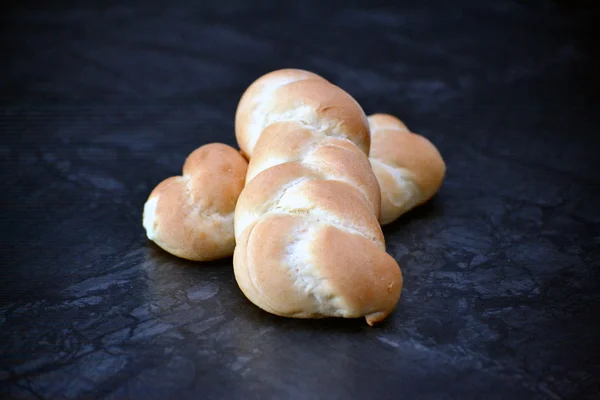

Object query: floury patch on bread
[143,143,248,261]
[233,69,403,325]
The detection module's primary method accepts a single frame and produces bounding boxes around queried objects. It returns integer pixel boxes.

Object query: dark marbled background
[1,0,599,399]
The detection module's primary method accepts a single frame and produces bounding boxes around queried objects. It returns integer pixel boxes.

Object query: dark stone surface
[1,0,599,399]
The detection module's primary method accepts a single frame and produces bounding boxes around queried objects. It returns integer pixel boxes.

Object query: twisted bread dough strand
[143,143,248,261]
[369,114,446,225]
[233,69,402,325]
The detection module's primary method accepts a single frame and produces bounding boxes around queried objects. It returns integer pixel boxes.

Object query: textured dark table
[1,1,599,399]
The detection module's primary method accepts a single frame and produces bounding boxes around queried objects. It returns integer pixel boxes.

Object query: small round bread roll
[142,143,248,261]
[368,114,446,225]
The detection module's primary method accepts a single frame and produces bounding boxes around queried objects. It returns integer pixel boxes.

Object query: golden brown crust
[234,213,320,317]
[235,69,370,159]
[246,122,318,183]
[235,69,324,158]
[368,113,446,225]
[309,225,403,326]
[246,121,381,218]
[233,69,402,325]
[235,213,402,324]
[142,143,248,261]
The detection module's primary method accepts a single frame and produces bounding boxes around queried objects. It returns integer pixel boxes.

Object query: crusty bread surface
[143,143,248,261]
[233,69,402,325]
[368,113,446,225]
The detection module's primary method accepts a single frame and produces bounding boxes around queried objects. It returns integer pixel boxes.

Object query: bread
[368,114,446,225]
[142,143,248,261]
[233,69,402,325]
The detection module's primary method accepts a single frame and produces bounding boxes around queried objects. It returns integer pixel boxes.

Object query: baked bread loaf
[368,114,446,225]
[143,143,248,261]
[233,69,402,325]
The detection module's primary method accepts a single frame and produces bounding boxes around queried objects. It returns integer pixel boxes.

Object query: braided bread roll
[233,69,402,325]
[143,143,248,261]
[369,114,446,225]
